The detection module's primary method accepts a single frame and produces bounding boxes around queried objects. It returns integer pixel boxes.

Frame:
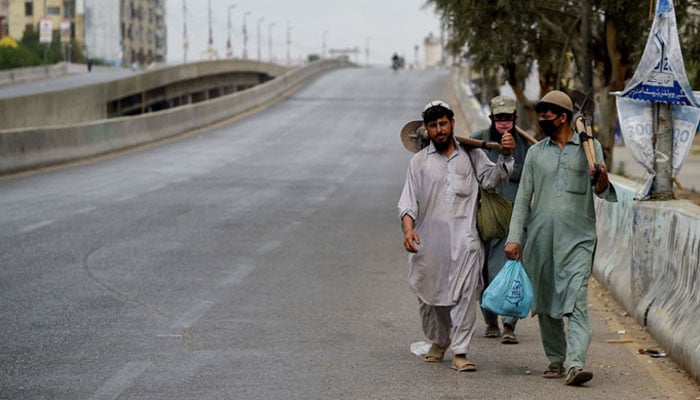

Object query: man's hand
[592,163,609,194]
[403,230,421,253]
[401,214,420,253]
[504,242,521,260]
[500,132,515,156]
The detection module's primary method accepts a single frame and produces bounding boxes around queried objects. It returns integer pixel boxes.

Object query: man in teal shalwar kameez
[505,90,618,387]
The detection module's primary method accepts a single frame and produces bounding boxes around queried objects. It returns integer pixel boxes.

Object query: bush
[0,46,42,69]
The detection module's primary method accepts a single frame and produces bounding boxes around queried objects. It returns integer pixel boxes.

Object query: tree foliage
[426,0,700,165]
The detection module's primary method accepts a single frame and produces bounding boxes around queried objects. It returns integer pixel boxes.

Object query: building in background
[424,32,442,68]
[4,0,166,68]
[84,0,121,65]
[119,0,167,67]
[0,0,8,38]
[7,0,82,42]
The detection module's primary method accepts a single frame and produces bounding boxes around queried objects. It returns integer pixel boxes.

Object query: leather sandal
[451,355,477,372]
[565,367,593,386]
[543,361,565,378]
[484,325,500,338]
[424,342,448,362]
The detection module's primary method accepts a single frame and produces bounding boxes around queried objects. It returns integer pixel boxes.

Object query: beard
[430,132,453,152]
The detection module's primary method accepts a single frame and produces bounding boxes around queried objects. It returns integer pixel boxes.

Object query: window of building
[25,2,33,16]
[47,6,61,16]
[64,1,75,18]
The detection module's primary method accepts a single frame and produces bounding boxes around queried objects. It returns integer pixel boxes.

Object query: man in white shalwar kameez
[398,100,515,371]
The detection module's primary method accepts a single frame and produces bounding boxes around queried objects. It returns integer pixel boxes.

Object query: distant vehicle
[391,53,405,71]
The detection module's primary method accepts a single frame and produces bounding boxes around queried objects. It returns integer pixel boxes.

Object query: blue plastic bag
[481,260,533,318]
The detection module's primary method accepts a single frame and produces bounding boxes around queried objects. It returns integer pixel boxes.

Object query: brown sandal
[451,355,477,372]
[543,361,565,378]
[424,342,448,362]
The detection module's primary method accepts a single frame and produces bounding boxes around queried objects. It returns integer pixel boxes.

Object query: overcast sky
[165,0,442,66]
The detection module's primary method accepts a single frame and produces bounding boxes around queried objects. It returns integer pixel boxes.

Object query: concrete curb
[0,59,350,175]
[0,63,69,87]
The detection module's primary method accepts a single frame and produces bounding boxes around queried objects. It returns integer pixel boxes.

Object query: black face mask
[538,117,560,137]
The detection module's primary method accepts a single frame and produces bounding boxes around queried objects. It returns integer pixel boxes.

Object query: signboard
[620,0,697,106]
[616,0,700,198]
[39,18,53,44]
[60,20,71,44]
[617,98,700,197]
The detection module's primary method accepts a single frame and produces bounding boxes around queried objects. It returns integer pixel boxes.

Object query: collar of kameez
[544,131,581,146]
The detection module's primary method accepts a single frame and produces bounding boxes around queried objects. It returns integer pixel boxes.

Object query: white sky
[165,0,442,66]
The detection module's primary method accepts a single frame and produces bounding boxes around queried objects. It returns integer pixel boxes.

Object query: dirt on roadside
[589,279,700,400]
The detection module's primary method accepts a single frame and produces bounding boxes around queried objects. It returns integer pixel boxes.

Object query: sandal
[565,367,593,386]
[484,325,500,338]
[501,331,518,344]
[542,361,565,379]
[424,342,448,362]
[451,355,477,372]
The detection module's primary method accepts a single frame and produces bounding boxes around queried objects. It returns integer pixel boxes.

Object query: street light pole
[365,36,371,65]
[322,30,329,58]
[242,11,251,59]
[207,0,214,59]
[227,4,236,59]
[286,21,292,66]
[182,0,188,63]
[256,17,265,62]
[268,22,275,63]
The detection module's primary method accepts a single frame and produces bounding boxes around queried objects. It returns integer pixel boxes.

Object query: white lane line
[74,206,97,215]
[170,300,215,330]
[218,264,256,287]
[256,239,282,254]
[88,361,152,400]
[155,334,183,338]
[18,220,54,233]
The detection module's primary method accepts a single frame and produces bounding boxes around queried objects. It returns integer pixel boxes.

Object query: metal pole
[257,17,265,61]
[365,36,371,65]
[651,102,675,199]
[207,0,213,59]
[268,22,275,63]
[322,30,329,58]
[182,0,188,63]
[286,21,291,66]
[227,5,236,58]
[242,11,250,59]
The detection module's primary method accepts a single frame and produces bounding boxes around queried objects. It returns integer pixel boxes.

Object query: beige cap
[536,90,573,113]
[490,96,516,115]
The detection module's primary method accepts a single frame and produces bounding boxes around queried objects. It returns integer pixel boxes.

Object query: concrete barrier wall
[0,60,290,129]
[0,59,349,175]
[451,68,700,383]
[0,63,69,87]
[593,179,700,383]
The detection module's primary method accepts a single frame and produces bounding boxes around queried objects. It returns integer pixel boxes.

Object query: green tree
[427,0,700,167]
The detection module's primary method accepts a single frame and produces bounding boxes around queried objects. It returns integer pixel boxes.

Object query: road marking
[256,239,282,254]
[170,300,215,329]
[18,220,54,233]
[218,264,256,287]
[74,206,97,214]
[88,361,152,400]
[155,334,183,338]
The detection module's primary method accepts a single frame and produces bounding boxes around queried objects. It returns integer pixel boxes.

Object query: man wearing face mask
[504,90,618,386]
[471,96,532,344]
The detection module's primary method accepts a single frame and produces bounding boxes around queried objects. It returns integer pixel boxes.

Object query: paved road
[0,68,695,399]
[0,65,138,99]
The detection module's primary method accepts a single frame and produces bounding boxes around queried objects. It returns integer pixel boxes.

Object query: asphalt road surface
[0,67,697,399]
